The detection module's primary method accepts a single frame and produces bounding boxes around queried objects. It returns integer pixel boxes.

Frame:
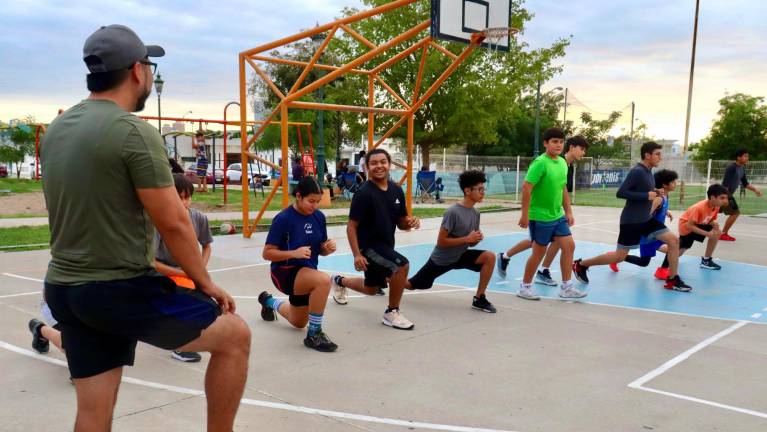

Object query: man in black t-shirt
[719,149,762,241]
[331,149,420,330]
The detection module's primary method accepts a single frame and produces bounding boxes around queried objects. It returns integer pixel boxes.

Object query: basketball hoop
[478,27,518,56]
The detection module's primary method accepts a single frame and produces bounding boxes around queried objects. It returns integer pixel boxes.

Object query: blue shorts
[528,217,571,246]
[639,239,663,257]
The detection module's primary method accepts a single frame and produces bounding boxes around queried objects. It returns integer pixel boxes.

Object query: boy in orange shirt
[659,183,729,272]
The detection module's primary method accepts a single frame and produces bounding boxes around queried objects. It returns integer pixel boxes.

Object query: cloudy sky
[1,0,765,146]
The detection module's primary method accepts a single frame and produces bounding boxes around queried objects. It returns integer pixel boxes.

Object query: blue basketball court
[319,233,767,324]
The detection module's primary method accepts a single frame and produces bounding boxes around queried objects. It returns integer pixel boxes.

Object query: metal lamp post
[154,73,164,133]
[310,31,326,182]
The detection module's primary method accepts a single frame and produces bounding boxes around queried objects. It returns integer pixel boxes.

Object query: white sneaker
[331,274,348,305]
[382,309,414,330]
[559,286,587,299]
[517,285,540,301]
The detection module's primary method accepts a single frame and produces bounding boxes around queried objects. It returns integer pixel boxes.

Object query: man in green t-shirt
[41,25,249,431]
[516,128,586,300]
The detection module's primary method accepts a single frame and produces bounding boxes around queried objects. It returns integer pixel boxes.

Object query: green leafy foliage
[693,93,767,160]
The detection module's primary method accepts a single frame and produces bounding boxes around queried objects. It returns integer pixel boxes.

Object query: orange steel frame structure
[238,0,492,238]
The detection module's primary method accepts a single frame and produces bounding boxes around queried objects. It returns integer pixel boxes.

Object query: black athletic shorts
[680,224,713,249]
[361,245,409,288]
[270,265,310,307]
[617,218,669,249]
[44,273,220,379]
[720,195,739,215]
[409,249,486,290]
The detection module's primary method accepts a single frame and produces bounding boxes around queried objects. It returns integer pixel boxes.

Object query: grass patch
[0,178,44,195]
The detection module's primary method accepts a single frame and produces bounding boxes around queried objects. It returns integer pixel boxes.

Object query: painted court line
[0,340,520,432]
[2,272,43,283]
[627,320,767,420]
[0,291,39,299]
[751,313,762,319]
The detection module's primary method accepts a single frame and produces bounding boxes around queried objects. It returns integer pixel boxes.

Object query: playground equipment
[238,0,516,237]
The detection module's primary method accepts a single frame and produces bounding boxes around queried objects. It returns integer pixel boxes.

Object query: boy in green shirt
[517,128,585,300]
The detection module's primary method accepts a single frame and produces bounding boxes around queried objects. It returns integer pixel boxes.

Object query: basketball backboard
[430,0,512,51]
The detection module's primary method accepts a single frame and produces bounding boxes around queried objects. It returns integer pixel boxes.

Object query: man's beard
[134,87,151,112]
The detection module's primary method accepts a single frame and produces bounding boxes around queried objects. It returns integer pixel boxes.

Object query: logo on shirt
[304,223,313,235]
[395,198,400,205]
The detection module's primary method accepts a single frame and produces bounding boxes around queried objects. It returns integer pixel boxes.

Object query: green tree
[0,122,37,178]
[573,111,628,167]
[694,93,767,160]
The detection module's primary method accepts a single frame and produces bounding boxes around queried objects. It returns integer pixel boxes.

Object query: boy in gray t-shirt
[407,170,497,313]
[153,174,214,362]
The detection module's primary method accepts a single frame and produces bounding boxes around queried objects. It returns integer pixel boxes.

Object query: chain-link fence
[403,154,767,216]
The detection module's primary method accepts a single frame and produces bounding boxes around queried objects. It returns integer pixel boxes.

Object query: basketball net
[480,27,519,59]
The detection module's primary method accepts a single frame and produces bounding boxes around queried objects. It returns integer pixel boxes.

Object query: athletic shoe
[257,291,277,321]
[559,286,587,299]
[496,252,510,278]
[535,269,558,286]
[700,258,721,270]
[331,274,348,305]
[517,285,540,301]
[719,233,736,241]
[28,319,49,354]
[664,275,693,292]
[572,259,589,284]
[376,287,386,296]
[606,251,619,272]
[472,295,497,313]
[382,308,414,330]
[303,331,338,352]
[171,351,202,362]
[654,267,670,280]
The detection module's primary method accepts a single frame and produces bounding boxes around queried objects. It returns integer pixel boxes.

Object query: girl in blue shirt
[259,177,338,352]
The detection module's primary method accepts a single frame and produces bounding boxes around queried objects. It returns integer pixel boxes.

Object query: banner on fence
[590,169,627,188]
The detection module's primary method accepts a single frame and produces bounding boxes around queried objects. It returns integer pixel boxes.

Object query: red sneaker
[719,233,736,241]
[654,267,669,280]
[609,262,620,272]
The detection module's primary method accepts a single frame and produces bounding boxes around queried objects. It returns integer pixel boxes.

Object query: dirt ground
[0,192,47,216]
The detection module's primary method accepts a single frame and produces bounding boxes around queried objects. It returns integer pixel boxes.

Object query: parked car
[184,163,224,184]
[226,163,270,187]
[0,165,7,178]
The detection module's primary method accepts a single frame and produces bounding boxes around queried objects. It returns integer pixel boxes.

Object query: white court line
[763,307,767,312]
[751,313,762,319]
[209,262,270,273]
[2,272,43,283]
[626,321,767,420]
[0,291,39,299]
[0,340,520,432]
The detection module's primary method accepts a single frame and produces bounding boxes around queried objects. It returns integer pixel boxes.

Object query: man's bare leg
[177,313,251,432]
[655,231,680,278]
[387,264,409,309]
[40,325,64,352]
[336,276,378,295]
[555,236,575,282]
[475,251,495,297]
[705,229,721,257]
[541,242,561,269]
[722,212,739,235]
[522,243,548,284]
[580,248,629,267]
[504,239,532,258]
[72,367,122,432]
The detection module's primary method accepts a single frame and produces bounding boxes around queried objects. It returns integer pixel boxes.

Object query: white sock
[561,279,573,289]
[542,266,550,271]
[520,282,532,289]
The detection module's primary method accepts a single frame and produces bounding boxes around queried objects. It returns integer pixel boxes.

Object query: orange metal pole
[406,113,414,214]
[412,45,429,104]
[368,75,374,151]
[289,101,406,116]
[429,41,458,60]
[250,178,282,233]
[246,58,285,100]
[306,125,316,174]
[284,20,431,103]
[288,25,339,94]
[409,44,478,114]
[374,75,410,109]
[340,24,377,50]
[398,172,407,186]
[251,55,370,76]
[281,102,289,208]
[34,125,45,180]
[223,101,240,205]
[140,115,310,127]
[246,152,282,171]
[240,0,418,57]
[239,55,252,238]
[373,115,408,149]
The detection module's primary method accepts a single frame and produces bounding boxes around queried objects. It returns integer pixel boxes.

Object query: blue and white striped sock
[307,312,323,336]
[266,296,284,312]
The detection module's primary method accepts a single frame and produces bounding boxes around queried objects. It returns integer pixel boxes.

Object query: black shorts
[720,195,739,215]
[362,245,409,288]
[270,266,310,307]
[409,249,486,290]
[44,273,220,379]
[617,218,669,249]
[680,224,713,249]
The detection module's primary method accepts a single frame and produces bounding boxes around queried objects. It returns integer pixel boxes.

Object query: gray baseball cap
[83,24,164,73]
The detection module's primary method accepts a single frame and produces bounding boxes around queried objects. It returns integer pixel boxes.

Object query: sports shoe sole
[700,264,721,270]
[559,291,587,299]
[534,277,558,286]
[332,295,348,305]
[516,292,541,301]
[170,352,202,363]
[472,305,498,313]
[381,319,414,330]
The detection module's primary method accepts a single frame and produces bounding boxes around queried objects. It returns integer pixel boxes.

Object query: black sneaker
[28,319,49,354]
[376,287,386,296]
[496,252,510,278]
[573,259,589,284]
[257,291,277,321]
[303,331,338,352]
[171,351,202,362]
[700,258,721,270]
[472,295,497,313]
[664,275,693,292]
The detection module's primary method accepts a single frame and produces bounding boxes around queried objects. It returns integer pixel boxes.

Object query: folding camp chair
[416,170,444,203]
[339,172,361,199]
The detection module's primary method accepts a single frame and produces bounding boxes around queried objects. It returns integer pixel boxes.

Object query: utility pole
[533,78,542,156]
[629,101,635,157]
[683,0,701,155]
[562,88,568,132]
